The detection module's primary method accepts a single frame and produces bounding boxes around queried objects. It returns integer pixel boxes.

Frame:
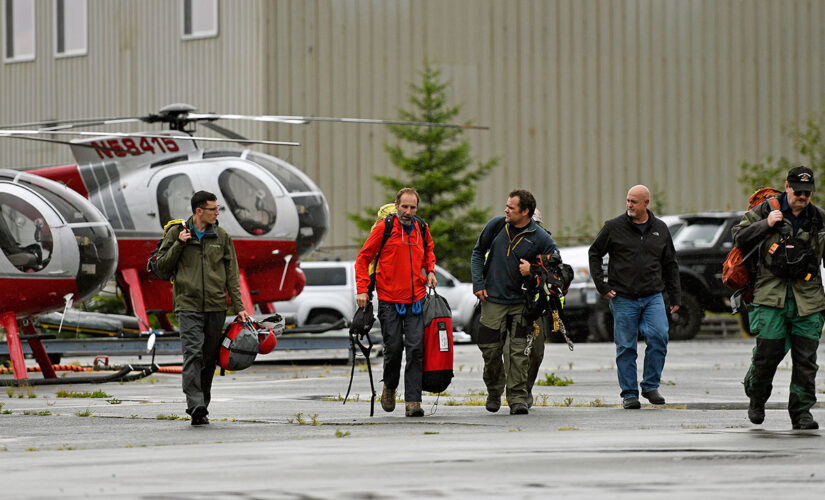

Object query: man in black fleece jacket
[588,185,680,409]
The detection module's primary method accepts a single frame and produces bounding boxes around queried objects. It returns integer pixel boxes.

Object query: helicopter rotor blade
[41,118,147,131]
[0,133,145,154]
[0,129,300,147]
[199,121,250,142]
[187,113,489,130]
[0,116,147,129]
[1,107,488,132]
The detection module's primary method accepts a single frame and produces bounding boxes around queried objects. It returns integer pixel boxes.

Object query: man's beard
[398,213,413,225]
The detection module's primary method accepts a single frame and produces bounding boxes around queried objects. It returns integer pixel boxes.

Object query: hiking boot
[527,393,534,409]
[748,399,765,425]
[509,403,529,415]
[485,395,501,413]
[792,415,819,430]
[622,397,641,410]
[381,386,396,413]
[405,402,424,417]
[641,389,665,405]
[190,406,209,426]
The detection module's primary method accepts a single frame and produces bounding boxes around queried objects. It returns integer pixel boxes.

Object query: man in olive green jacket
[154,190,249,426]
[733,166,825,430]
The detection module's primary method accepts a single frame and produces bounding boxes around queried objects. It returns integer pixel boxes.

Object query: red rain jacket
[355,215,436,303]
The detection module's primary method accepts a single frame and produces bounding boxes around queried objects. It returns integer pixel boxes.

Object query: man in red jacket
[355,188,438,417]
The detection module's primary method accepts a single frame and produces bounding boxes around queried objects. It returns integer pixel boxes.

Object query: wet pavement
[1,336,824,499]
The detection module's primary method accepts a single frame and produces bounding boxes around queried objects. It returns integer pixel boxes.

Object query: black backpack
[146,219,187,280]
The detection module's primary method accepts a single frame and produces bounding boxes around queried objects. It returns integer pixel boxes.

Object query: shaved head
[627,185,650,202]
[626,185,651,222]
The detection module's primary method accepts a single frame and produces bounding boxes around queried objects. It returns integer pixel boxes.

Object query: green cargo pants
[505,315,546,407]
[477,301,531,406]
[744,289,823,422]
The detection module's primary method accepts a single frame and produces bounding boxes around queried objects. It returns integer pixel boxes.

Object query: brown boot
[405,402,424,417]
[381,386,396,412]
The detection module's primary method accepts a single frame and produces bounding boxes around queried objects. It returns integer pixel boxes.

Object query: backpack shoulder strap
[368,215,395,295]
[417,218,427,238]
[768,197,781,211]
[492,217,506,239]
[416,217,430,250]
[379,215,395,253]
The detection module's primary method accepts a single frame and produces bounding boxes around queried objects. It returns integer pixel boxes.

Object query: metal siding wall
[2,0,825,253]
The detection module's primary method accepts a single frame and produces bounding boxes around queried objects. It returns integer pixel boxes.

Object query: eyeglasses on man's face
[201,205,223,212]
[793,190,812,198]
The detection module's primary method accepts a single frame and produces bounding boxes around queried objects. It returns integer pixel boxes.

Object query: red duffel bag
[421,289,453,393]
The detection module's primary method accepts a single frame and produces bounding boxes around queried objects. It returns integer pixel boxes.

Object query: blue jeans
[610,293,669,399]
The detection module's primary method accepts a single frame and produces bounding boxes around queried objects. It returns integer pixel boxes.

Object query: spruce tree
[349,62,497,281]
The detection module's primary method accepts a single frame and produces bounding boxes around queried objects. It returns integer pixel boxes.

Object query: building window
[54,0,87,58]
[181,0,218,40]
[3,0,35,63]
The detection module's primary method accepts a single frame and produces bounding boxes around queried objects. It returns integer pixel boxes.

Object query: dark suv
[669,211,746,339]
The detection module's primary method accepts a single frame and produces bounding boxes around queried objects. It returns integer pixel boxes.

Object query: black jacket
[470,216,558,304]
[588,211,680,304]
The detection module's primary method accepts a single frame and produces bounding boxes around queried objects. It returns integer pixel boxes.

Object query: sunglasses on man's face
[794,190,812,198]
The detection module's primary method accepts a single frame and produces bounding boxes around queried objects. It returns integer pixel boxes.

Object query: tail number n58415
[90,137,180,159]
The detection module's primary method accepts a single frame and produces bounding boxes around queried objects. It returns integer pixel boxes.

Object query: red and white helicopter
[0,104,486,338]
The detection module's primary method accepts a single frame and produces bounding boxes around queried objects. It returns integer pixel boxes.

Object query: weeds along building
[2,0,825,254]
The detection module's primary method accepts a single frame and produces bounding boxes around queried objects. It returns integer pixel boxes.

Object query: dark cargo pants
[178,310,226,415]
[744,293,822,422]
[478,301,531,406]
[378,301,424,403]
[505,315,546,404]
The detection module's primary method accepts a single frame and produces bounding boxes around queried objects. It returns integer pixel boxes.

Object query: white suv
[273,260,477,337]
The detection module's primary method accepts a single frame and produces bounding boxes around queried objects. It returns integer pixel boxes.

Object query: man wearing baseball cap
[733,165,825,430]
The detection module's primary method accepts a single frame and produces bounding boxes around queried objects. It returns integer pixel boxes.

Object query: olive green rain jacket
[733,197,825,316]
[154,218,245,313]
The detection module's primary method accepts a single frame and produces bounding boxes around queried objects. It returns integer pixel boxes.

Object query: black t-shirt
[507,223,528,238]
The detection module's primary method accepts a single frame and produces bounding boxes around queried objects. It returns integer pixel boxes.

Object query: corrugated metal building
[2,0,824,255]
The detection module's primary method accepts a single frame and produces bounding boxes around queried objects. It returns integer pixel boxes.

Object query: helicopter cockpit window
[23,182,106,224]
[246,152,312,193]
[0,194,51,272]
[157,174,195,227]
[218,169,277,236]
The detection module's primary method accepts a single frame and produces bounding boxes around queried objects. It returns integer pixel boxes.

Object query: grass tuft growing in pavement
[57,389,111,398]
[535,372,574,386]
[156,414,185,421]
[443,397,486,406]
